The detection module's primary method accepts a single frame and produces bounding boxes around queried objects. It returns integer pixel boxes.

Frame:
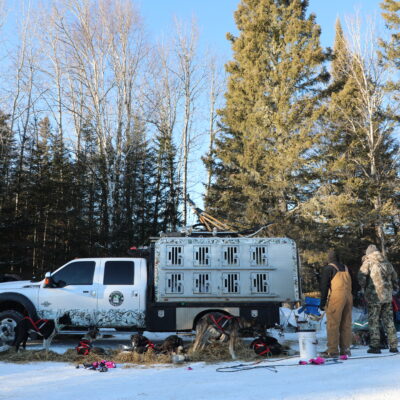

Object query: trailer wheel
[0,310,23,345]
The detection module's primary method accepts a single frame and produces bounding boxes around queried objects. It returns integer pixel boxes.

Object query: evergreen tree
[0,111,17,275]
[380,0,400,260]
[0,111,14,211]
[152,126,180,235]
[71,122,102,258]
[301,20,371,271]
[206,0,328,233]
[380,0,400,69]
[119,116,155,250]
[303,17,399,268]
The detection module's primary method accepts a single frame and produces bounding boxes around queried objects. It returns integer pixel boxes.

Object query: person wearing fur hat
[358,245,399,354]
[319,249,355,357]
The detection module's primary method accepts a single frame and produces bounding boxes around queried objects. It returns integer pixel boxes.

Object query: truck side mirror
[44,272,56,288]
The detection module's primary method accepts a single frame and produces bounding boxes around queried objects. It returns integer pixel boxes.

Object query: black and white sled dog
[156,335,184,355]
[130,333,154,353]
[130,333,184,355]
[13,313,71,352]
[191,312,263,359]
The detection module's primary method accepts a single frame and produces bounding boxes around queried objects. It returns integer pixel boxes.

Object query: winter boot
[319,351,339,358]
[367,347,381,354]
[389,347,398,353]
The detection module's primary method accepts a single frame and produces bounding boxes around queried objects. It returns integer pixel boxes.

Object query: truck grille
[251,273,269,293]
[166,273,183,293]
[222,273,239,293]
[193,273,211,293]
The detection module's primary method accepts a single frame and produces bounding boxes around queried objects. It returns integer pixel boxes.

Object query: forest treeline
[0,0,399,291]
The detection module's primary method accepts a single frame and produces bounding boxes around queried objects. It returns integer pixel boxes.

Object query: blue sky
[138,0,383,56]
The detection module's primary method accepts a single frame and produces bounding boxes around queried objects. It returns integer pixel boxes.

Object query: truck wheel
[0,310,23,345]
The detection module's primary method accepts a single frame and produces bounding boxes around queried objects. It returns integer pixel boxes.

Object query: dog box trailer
[145,236,300,331]
[0,235,300,342]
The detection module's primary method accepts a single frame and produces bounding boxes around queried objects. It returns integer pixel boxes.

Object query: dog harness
[251,339,272,356]
[22,316,50,333]
[144,339,155,350]
[209,314,235,334]
[76,339,92,355]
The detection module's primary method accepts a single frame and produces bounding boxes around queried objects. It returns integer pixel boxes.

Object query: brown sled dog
[191,312,262,359]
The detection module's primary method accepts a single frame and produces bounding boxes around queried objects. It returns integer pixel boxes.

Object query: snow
[1,309,400,400]
[1,349,400,400]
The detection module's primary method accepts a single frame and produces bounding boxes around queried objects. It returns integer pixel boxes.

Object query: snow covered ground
[1,309,400,400]
[1,345,400,400]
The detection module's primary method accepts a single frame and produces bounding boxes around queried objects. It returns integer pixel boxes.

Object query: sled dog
[191,312,263,359]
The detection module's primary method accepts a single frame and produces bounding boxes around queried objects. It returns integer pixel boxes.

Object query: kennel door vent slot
[250,273,269,293]
[166,246,183,266]
[250,246,268,266]
[222,273,240,294]
[165,273,184,294]
[222,246,239,266]
[193,246,210,267]
[193,273,211,293]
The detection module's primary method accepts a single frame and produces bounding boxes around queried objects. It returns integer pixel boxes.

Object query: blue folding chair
[298,297,321,317]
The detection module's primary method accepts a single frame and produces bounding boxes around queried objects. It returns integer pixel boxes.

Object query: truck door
[95,259,146,328]
[37,260,98,326]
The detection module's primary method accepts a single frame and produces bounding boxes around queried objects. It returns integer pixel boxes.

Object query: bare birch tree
[204,55,225,196]
[44,0,147,248]
[142,40,181,231]
[173,19,206,226]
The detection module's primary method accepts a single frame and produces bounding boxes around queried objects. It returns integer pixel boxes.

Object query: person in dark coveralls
[319,249,355,357]
[358,244,398,354]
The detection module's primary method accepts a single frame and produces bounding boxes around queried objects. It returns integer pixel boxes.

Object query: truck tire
[0,310,23,345]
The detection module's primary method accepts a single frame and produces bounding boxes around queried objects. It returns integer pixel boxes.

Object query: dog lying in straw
[156,335,184,355]
[130,334,184,355]
[13,313,71,352]
[191,312,263,359]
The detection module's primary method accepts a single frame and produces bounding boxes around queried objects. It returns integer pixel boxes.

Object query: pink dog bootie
[309,357,325,365]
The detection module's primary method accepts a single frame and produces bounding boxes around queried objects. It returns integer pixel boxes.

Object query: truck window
[52,261,95,286]
[103,261,134,285]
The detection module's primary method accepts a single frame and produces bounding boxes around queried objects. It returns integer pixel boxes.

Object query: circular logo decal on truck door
[109,291,124,307]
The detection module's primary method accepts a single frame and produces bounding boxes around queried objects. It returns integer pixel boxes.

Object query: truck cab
[0,257,147,343]
[38,257,147,328]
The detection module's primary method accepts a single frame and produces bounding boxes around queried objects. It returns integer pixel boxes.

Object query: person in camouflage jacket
[358,245,399,353]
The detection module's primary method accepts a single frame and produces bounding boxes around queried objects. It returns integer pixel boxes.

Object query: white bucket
[171,354,186,363]
[298,330,317,360]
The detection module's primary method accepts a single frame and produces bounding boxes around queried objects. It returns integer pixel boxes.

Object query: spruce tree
[0,111,16,274]
[380,0,400,260]
[206,0,328,233]
[380,0,400,69]
[305,17,400,266]
[301,20,370,268]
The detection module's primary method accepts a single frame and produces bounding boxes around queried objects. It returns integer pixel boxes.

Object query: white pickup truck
[0,235,300,344]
